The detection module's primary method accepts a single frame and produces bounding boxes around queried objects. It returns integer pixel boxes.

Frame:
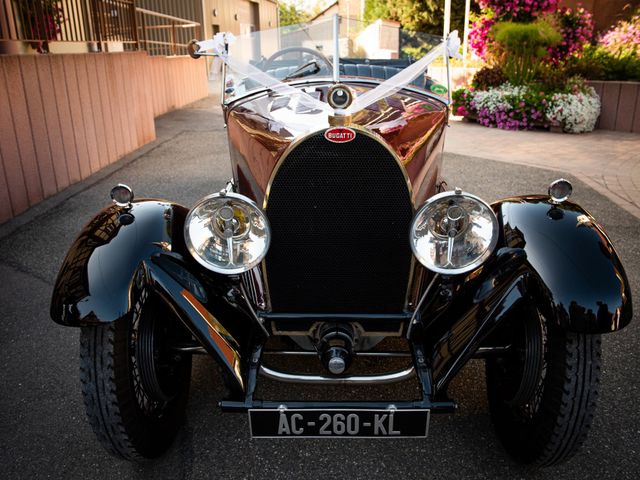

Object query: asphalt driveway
[1,99,638,479]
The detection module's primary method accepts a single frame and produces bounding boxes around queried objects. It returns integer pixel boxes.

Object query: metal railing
[0,0,200,55]
[136,7,200,56]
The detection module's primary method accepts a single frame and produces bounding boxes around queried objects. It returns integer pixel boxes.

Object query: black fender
[420,195,631,393]
[51,200,181,325]
[50,200,257,395]
[494,195,632,333]
[418,246,530,393]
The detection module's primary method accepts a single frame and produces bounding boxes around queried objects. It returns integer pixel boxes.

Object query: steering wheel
[263,47,333,74]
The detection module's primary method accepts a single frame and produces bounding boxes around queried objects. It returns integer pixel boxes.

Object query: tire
[79,288,192,460]
[486,305,602,467]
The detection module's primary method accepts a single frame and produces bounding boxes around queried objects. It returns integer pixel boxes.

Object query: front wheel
[79,289,192,460]
[486,305,602,467]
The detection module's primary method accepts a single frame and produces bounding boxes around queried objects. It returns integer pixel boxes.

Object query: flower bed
[453,83,601,133]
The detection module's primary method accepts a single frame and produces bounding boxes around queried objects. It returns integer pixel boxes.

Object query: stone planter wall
[589,81,640,133]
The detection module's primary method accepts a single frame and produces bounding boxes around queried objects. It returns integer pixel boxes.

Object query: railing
[0,0,200,56]
[136,8,201,57]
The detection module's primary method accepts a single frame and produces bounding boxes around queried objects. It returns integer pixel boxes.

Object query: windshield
[222,17,447,105]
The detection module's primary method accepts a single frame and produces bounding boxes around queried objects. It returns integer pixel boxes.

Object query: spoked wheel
[80,288,192,460]
[486,304,602,467]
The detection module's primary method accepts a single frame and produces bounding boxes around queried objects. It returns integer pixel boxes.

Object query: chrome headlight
[185,192,271,274]
[410,190,499,275]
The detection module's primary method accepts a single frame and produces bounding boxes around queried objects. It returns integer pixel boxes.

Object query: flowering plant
[470,0,591,62]
[468,16,495,60]
[599,10,640,59]
[548,7,594,63]
[546,88,600,133]
[477,0,558,21]
[453,84,551,130]
[452,82,600,133]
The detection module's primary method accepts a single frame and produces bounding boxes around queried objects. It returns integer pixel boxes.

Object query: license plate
[249,409,430,438]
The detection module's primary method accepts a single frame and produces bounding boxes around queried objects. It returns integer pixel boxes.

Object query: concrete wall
[0,52,208,223]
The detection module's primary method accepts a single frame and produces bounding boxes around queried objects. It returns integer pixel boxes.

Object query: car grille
[264,129,414,314]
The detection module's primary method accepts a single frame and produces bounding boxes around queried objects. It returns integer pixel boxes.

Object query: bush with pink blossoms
[468,16,495,60]
[477,0,558,21]
[548,7,594,64]
[599,9,640,59]
[469,0,591,63]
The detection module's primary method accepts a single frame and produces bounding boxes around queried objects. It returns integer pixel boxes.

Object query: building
[135,1,279,42]
[310,0,364,23]
[204,0,279,38]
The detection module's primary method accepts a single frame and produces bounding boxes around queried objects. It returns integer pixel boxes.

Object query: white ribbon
[194,30,461,116]
[196,33,331,113]
[346,31,461,114]
[196,32,235,58]
[446,30,462,59]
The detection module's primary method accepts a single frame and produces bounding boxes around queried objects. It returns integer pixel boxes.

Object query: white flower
[546,88,601,133]
[472,83,529,113]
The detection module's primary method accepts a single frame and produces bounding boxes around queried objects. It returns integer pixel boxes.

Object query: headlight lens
[410,190,499,275]
[185,192,271,274]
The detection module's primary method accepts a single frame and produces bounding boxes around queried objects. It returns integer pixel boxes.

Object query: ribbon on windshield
[196,33,332,113]
[195,30,461,116]
[346,31,461,114]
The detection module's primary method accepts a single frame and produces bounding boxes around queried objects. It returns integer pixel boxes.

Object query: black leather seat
[265,63,426,88]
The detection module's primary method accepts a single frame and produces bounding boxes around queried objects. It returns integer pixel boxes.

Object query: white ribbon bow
[193,30,461,116]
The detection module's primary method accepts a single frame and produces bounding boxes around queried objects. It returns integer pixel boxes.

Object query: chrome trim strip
[259,365,415,385]
[406,273,440,339]
[332,14,340,83]
[263,351,412,357]
[224,77,450,108]
[270,320,404,337]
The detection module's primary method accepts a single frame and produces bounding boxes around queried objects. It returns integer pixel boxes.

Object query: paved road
[1,99,639,479]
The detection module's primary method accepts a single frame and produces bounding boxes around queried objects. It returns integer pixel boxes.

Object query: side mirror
[188,39,201,59]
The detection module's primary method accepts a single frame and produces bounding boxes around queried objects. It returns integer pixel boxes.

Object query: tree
[364,0,440,31]
[279,1,311,27]
[365,0,479,35]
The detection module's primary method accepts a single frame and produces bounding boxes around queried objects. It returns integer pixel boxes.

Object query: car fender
[493,195,632,333]
[50,200,253,394]
[51,200,186,325]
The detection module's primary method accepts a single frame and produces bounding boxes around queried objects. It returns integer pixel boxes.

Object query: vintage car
[50,17,632,466]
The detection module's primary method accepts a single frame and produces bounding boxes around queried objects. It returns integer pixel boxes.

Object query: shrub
[565,45,640,82]
[452,83,600,133]
[469,16,495,60]
[471,65,508,90]
[546,89,601,133]
[453,84,551,130]
[599,9,640,59]
[532,63,569,93]
[547,6,594,63]
[492,19,562,85]
[477,0,558,21]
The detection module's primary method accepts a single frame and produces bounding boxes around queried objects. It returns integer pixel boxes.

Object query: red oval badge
[324,127,356,143]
